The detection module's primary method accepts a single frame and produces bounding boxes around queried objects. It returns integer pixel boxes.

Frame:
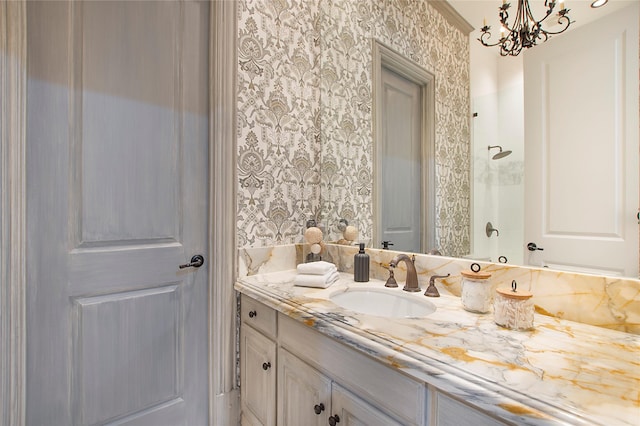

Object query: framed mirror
[319,0,639,278]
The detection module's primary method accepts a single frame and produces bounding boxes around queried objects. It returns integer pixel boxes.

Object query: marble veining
[235,269,640,426]
[239,243,640,334]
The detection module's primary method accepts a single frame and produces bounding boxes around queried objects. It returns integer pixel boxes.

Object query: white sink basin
[330,287,436,318]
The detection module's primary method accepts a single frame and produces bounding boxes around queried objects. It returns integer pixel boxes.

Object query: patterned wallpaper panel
[237,0,322,247]
[237,0,471,257]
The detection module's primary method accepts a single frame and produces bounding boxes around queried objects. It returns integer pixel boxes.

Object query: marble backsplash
[238,244,640,335]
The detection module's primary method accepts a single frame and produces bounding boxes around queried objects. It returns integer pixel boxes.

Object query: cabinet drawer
[332,383,404,426]
[241,294,277,338]
[433,392,508,426]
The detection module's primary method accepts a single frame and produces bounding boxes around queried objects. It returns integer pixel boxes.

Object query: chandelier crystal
[479,0,572,56]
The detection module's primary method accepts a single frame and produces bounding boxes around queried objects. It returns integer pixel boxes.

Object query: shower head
[488,145,512,160]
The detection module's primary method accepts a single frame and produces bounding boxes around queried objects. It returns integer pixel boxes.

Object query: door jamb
[0,1,27,425]
[209,1,239,424]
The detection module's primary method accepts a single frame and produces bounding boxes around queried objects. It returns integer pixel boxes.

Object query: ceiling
[448,0,637,36]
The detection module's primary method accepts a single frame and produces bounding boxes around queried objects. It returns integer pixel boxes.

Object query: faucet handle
[429,273,450,285]
[425,273,450,297]
[384,267,398,288]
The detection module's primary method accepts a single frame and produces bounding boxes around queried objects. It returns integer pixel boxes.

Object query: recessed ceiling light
[590,0,608,8]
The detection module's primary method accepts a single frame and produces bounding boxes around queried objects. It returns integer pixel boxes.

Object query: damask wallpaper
[237,0,471,257]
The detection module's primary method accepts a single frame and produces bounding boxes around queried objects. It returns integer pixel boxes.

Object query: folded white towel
[293,270,339,288]
[296,260,337,276]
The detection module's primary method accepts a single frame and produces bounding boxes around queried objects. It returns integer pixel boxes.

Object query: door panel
[380,67,422,253]
[78,1,180,244]
[26,1,209,425]
[72,286,181,425]
[523,3,638,277]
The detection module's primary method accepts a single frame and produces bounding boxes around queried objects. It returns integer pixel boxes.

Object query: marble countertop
[235,270,640,426]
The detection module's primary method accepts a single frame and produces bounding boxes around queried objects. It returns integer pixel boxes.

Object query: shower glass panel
[471,89,525,265]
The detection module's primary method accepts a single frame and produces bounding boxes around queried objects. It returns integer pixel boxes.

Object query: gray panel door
[26,1,210,425]
[380,67,422,253]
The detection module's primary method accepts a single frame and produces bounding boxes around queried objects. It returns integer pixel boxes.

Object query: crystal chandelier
[479,0,572,56]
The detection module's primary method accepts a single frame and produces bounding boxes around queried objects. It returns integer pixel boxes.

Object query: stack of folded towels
[293,261,339,288]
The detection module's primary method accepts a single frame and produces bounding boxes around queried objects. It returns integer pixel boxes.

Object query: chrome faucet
[389,254,420,292]
[424,274,450,297]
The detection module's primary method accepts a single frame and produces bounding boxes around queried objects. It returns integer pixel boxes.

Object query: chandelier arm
[535,9,559,26]
[499,6,512,32]
[542,14,572,35]
[536,1,557,23]
[502,39,523,57]
[478,30,505,47]
[536,31,550,43]
[500,33,520,56]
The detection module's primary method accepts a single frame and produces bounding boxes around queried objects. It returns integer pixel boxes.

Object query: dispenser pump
[354,243,370,282]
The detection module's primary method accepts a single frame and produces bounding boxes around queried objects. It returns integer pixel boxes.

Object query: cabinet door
[278,348,332,426]
[241,325,276,426]
[330,384,404,426]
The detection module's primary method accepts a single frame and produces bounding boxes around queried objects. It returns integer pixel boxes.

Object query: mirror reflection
[320,0,470,259]
[320,0,639,278]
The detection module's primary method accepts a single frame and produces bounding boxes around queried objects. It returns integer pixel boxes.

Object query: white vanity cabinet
[277,348,403,426]
[240,295,278,426]
[277,347,331,426]
[240,325,276,426]
[240,293,510,426]
[239,294,422,425]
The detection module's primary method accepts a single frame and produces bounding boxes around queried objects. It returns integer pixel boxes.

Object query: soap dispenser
[354,243,369,282]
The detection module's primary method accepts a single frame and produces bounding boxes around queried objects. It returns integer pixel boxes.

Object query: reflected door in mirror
[524,3,639,277]
[380,67,422,253]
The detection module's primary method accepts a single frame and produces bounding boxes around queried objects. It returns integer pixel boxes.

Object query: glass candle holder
[460,263,493,313]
